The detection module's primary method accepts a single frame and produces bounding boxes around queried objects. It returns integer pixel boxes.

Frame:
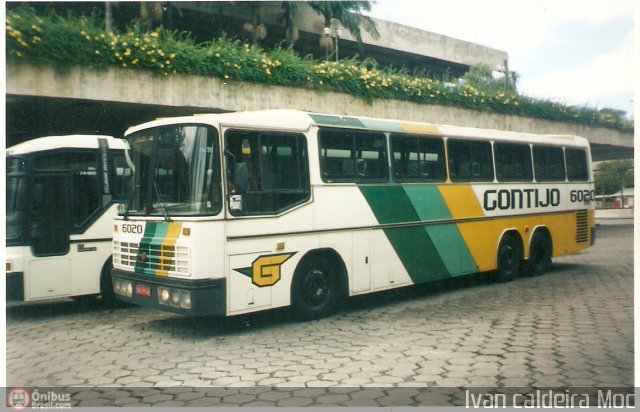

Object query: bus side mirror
[229,194,243,213]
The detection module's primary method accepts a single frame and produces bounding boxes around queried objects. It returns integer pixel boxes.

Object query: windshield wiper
[122,183,140,221]
[153,181,171,221]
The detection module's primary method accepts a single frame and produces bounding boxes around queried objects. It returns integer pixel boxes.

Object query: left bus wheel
[292,256,340,321]
[99,260,116,306]
[495,234,520,282]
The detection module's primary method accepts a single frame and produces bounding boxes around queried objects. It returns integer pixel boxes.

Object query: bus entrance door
[26,172,72,300]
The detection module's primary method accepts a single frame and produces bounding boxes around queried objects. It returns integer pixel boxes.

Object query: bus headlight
[158,287,191,309]
[113,279,133,297]
[159,288,170,303]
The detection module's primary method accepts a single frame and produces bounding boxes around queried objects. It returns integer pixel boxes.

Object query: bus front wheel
[291,255,340,321]
[495,234,521,282]
[99,259,116,306]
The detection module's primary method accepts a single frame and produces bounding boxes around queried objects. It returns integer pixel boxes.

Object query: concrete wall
[6,62,633,153]
[595,208,634,220]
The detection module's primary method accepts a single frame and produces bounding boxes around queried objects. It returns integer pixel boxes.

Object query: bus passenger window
[533,146,566,182]
[225,130,309,215]
[447,139,494,182]
[391,134,445,182]
[565,148,589,181]
[34,151,100,231]
[112,153,133,202]
[319,127,388,183]
[494,142,533,182]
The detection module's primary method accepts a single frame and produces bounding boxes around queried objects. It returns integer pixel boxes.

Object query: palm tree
[277,1,300,45]
[242,1,267,44]
[307,1,379,59]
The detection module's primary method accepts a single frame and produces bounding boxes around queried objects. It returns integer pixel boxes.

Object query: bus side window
[112,152,133,202]
[494,142,533,182]
[390,134,445,182]
[533,146,566,182]
[565,148,589,181]
[34,151,101,232]
[447,139,494,182]
[319,127,387,183]
[225,130,309,215]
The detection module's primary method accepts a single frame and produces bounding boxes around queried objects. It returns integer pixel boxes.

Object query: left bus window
[34,151,100,229]
[6,158,26,241]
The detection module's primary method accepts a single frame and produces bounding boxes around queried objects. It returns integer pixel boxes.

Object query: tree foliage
[594,160,634,196]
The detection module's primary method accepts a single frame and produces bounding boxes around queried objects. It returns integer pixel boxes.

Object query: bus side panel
[359,184,480,284]
[225,204,316,315]
[69,204,122,296]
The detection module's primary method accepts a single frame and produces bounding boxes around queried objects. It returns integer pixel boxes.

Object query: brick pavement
[5,222,634,406]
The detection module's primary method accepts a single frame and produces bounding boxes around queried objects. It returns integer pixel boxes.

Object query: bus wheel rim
[303,269,329,306]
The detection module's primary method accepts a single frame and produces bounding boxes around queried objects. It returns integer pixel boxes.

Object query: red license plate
[135,284,151,297]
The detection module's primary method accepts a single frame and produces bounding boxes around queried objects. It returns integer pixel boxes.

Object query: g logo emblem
[251,253,295,287]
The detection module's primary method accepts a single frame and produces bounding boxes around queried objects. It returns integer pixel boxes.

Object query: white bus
[111,110,595,319]
[6,135,131,303]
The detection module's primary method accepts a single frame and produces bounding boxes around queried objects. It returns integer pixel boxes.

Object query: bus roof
[7,135,127,156]
[125,109,590,148]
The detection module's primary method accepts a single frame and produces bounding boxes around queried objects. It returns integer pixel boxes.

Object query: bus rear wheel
[526,231,552,276]
[495,234,521,282]
[291,255,340,321]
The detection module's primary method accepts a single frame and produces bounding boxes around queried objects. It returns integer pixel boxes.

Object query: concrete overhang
[179,2,507,75]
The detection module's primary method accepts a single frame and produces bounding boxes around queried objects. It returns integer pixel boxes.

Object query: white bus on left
[6,135,131,303]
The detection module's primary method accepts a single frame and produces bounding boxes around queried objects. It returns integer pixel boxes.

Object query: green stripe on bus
[135,221,167,274]
[359,185,477,282]
[359,118,404,132]
[359,185,450,282]
[309,114,365,128]
[403,185,478,275]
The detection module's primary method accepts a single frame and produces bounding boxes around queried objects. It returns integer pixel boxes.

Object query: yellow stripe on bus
[399,122,441,136]
[156,222,182,277]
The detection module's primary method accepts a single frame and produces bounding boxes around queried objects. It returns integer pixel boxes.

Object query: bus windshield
[124,125,221,217]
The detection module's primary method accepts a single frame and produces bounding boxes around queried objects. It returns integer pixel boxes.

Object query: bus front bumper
[111,268,226,316]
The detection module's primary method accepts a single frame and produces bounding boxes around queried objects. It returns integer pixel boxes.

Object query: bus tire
[99,259,116,306]
[291,254,341,321]
[495,233,521,282]
[526,230,552,276]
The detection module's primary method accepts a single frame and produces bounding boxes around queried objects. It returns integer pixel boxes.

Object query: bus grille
[576,210,589,243]
[114,241,190,276]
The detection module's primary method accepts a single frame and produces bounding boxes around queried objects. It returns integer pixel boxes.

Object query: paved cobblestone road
[5,222,633,406]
